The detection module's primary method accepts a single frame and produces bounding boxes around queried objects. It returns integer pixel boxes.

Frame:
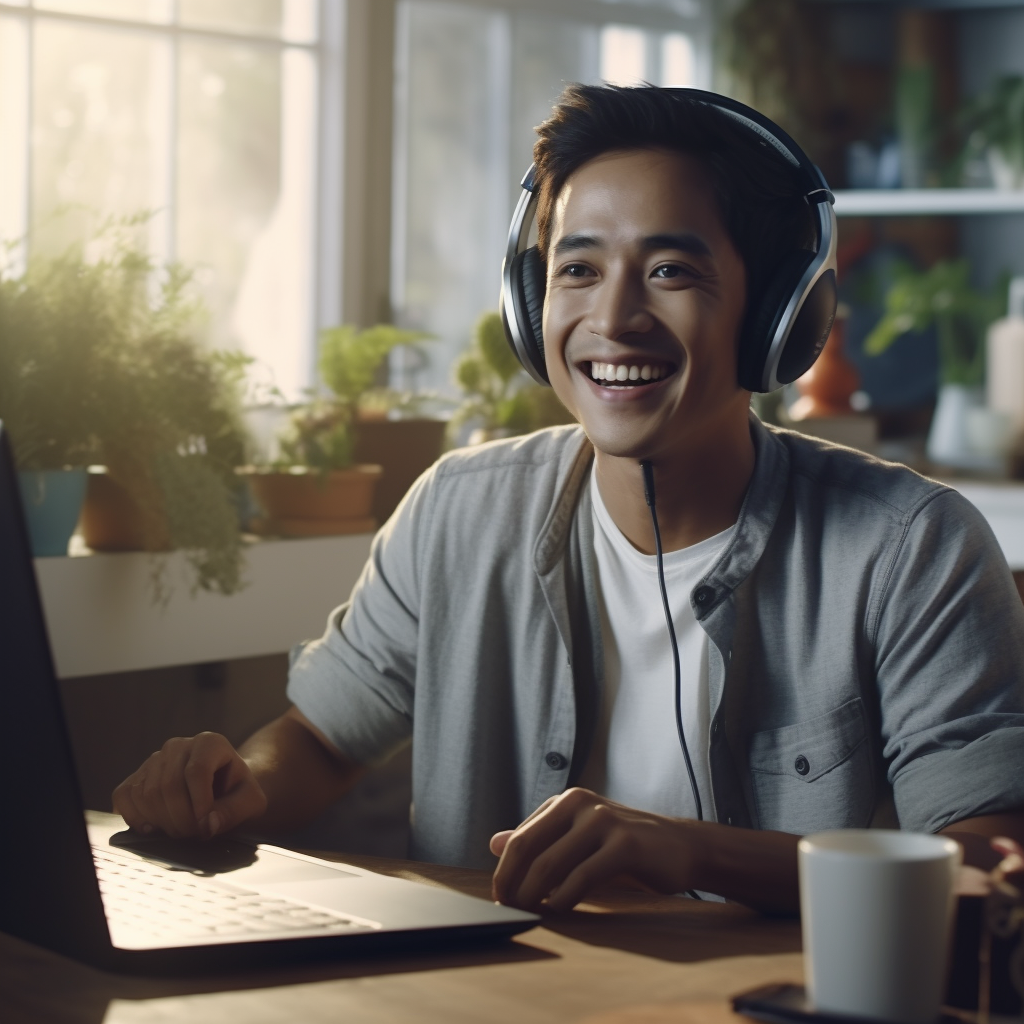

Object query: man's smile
[586,359,676,386]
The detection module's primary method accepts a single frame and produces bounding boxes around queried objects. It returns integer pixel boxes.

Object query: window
[0,0,340,400]
[390,0,710,396]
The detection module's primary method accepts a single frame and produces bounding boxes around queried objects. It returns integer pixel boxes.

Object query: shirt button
[694,585,714,606]
[545,751,568,770]
[794,755,810,776]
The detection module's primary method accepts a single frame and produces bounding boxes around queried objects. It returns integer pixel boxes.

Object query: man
[114,85,1024,915]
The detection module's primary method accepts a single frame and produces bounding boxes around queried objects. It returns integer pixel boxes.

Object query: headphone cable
[639,460,704,901]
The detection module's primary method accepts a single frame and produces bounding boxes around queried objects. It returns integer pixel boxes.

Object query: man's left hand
[489,787,695,912]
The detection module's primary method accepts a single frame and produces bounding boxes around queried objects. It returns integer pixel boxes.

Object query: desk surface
[1,847,803,1024]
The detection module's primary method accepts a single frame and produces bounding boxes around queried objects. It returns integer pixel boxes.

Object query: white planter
[927,384,1004,471]
[987,148,1024,191]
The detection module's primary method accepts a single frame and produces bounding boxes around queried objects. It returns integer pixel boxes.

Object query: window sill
[35,533,374,679]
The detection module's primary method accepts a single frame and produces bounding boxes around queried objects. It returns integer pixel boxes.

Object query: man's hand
[490,788,698,912]
[111,706,365,840]
[490,788,802,915]
[112,732,267,839]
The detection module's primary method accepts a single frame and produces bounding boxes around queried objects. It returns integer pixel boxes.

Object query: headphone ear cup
[511,246,548,382]
[738,249,815,393]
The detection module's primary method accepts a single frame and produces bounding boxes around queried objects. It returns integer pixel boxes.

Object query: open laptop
[0,422,538,973]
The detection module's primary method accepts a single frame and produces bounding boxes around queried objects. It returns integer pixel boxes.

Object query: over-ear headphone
[499,88,838,394]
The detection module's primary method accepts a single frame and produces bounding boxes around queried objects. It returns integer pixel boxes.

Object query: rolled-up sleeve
[874,488,1024,831]
[286,467,436,767]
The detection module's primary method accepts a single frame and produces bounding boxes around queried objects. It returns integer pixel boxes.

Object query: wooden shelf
[34,534,374,679]
[834,189,1024,217]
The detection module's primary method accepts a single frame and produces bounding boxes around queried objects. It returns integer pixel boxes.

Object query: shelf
[833,189,1024,217]
[34,533,374,679]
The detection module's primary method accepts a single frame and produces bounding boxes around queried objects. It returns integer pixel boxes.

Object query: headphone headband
[499,87,838,393]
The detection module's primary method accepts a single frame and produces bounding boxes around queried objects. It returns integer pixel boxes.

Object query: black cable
[640,461,704,901]
[640,460,704,825]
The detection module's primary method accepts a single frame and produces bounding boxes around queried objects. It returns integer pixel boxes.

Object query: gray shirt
[288,418,1024,869]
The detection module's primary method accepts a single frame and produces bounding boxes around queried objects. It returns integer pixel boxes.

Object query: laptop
[0,422,538,973]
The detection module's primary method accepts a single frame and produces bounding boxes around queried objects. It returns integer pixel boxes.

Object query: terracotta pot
[80,468,169,552]
[244,466,382,537]
[789,311,860,421]
[352,418,447,523]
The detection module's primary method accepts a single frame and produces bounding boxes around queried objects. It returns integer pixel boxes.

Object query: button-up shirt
[288,418,1024,868]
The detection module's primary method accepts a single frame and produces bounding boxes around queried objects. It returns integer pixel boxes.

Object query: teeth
[589,362,666,383]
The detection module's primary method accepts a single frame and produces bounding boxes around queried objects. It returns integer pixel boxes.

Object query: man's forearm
[239,709,365,834]
[680,820,800,914]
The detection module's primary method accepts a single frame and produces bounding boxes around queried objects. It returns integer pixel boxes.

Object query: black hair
[532,83,815,315]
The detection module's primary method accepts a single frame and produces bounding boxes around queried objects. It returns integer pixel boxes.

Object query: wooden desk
[0,849,802,1024]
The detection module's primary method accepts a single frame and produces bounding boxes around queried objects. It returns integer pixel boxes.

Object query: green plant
[717,0,836,153]
[0,225,250,596]
[451,312,574,439]
[278,323,430,472]
[864,259,1008,387]
[960,75,1024,178]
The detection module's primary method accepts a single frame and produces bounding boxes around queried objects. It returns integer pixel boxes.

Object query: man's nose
[584,272,654,340]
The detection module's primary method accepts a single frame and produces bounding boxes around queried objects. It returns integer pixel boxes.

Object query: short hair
[532,83,816,311]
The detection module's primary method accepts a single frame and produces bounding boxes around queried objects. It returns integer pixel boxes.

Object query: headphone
[499,88,838,394]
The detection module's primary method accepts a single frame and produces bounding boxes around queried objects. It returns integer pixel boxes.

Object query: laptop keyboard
[92,846,378,947]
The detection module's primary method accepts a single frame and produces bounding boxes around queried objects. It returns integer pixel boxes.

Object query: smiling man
[114,85,1024,916]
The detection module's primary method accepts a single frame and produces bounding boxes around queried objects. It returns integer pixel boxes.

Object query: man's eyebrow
[552,233,600,258]
[551,232,713,259]
[642,233,712,257]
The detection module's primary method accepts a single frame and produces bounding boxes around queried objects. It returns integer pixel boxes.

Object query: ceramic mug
[798,829,962,1023]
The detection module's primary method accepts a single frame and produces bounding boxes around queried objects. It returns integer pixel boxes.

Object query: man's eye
[652,264,694,280]
[562,263,591,277]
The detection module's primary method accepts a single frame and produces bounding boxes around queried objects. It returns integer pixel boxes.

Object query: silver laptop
[0,422,537,973]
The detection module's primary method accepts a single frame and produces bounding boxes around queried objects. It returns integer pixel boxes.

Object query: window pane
[394,2,606,396]
[176,39,316,396]
[661,32,693,87]
[30,20,169,258]
[178,0,318,43]
[0,16,29,264]
[601,24,646,86]
[34,0,172,24]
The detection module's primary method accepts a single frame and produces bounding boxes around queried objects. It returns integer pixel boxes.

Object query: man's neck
[593,414,756,555]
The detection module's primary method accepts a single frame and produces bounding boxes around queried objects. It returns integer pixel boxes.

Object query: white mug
[798,829,962,1023]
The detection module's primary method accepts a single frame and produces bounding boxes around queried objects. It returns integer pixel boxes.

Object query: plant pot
[16,467,87,557]
[987,148,1024,191]
[926,384,1006,472]
[243,465,382,537]
[352,418,447,523]
[80,467,169,552]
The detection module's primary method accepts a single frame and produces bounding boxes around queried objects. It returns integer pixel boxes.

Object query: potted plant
[0,227,250,594]
[450,312,575,445]
[0,242,109,555]
[960,75,1024,190]
[865,259,1008,469]
[245,323,431,535]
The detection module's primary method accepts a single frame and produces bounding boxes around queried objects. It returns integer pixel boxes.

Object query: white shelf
[950,481,1024,572]
[34,534,374,679]
[833,189,1024,217]
[29,481,1024,680]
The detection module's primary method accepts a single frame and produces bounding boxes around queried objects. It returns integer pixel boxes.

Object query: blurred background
[8,0,1024,853]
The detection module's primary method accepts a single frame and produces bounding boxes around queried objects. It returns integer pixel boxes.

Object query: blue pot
[17,467,88,557]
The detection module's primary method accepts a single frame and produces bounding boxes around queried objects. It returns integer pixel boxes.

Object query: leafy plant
[864,259,1008,387]
[960,75,1024,180]
[278,323,430,472]
[0,226,250,596]
[451,311,574,439]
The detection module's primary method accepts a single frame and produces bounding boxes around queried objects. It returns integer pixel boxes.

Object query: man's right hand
[112,732,268,839]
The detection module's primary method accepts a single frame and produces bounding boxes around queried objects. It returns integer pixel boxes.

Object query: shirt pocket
[748,697,874,834]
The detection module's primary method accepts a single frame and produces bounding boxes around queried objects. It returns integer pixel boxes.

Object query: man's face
[542,147,750,462]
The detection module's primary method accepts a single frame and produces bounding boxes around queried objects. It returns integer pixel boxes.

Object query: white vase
[927,384,1003,471]
[987,148,1024,191]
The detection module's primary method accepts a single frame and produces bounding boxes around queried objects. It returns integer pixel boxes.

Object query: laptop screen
[0,423,111,957]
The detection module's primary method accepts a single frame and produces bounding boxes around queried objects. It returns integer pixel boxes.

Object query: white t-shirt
[579,467,733,823]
